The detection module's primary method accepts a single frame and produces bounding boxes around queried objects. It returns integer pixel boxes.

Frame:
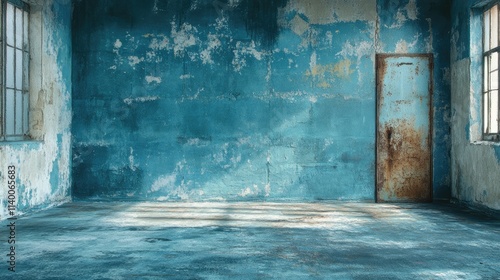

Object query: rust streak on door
[376,54,433,203]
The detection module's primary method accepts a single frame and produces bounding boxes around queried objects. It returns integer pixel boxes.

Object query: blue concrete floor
[1,202,499,279]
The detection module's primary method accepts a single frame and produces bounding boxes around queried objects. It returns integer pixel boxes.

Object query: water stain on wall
[306,59,355,88]
[243,0,287,48]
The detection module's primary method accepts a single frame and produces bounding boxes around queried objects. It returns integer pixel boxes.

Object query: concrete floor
[1,202,499,279]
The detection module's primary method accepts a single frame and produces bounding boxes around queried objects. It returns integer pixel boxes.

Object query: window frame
[0,0,30,142]
[482,2,500,141]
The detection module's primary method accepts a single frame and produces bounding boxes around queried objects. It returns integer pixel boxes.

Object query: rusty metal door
[376,54,433,202]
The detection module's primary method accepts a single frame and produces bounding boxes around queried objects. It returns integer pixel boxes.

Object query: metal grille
[483,3,500,141]
[0,0,29,141]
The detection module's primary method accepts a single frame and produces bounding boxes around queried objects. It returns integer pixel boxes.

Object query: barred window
[483,3,500,141]
[0,0,29,141]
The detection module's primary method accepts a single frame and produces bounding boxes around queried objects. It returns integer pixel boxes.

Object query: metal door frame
[375,53,434,203]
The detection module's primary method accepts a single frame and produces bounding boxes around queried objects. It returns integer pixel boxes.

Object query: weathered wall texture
[451,0,500,211]
[72,0,451,201]
[0,0,72,219]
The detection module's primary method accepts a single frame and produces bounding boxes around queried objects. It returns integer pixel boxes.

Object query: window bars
[0,0,29,141]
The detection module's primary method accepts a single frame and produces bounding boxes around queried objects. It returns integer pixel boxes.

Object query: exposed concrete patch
[152,0,159,13]
[0,0,71,219]
[200,33,222,65]
[451,58,500,210]
[387,0,419,29]
[290,14,309,36]
[151,174,177,192]
[309,51,317,74]
[145,75,162,84]
[232,41,267,72]
[129,147,138,172]
[306,56,355,88]
[171,21,199,57]
[114,39,122,49]
[337,41,374,62]
[147,34,170,51]
[395,40,409,53]
[180,137,211,146]
[325,31,333,46]
[285,0,377,24]
[180,74,193,79]
[265,183,271,197]
[336,40,374,85]
[123,96,160,105]
[405,0,418,20]
[212,143,242,169]
[128,56,144,67]
[394,33,420,53]
[239,185,262,197]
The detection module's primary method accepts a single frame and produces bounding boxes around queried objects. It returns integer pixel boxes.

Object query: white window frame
[483,2,500,141]
[0,0,29,141]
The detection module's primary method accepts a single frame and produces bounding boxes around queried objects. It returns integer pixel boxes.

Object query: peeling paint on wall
[123,96,160,105]
[200,34,222,65]
[147,34,169,51]
[284,0,377,24]
[289,15,309,36]
[395,35,420,53]
[128,56,144,67]
[0,0,72,219]
[145,75,162,84]
[71,0,451,202]
[232,41,267,72]
[114,39,122,49]
[171,21,199,57]
[151,174,177,193]
[306,58,355,88]
[451,0,500,211]
[385,0,419,29]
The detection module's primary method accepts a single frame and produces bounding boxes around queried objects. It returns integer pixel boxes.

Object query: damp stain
[243,0,287,48]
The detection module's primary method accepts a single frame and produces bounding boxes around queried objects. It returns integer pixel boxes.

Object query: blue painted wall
[451,0,500,211]
[72,0,451,201]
